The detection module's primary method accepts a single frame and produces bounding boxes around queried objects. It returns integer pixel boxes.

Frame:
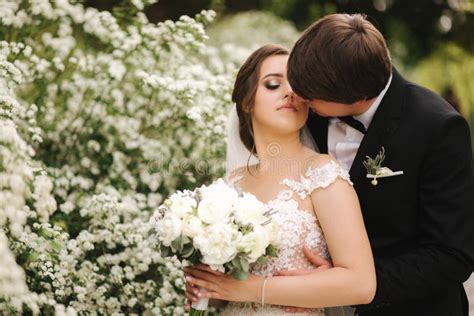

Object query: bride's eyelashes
[264,80,281,90]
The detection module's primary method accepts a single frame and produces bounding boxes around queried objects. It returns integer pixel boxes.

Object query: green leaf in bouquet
[256,255,268,264]
[171,237,183,253]
[160,244,170,257]
[231,269,249,280]
[187,250,201,265]
[181,243,195,258]
[266,244,278,257]
[182,236,191,245]
[230,257,242,271]
[239,257,249,273]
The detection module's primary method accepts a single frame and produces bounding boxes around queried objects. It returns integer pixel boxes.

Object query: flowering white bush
[0,0,298,314]
[0,0,224,314]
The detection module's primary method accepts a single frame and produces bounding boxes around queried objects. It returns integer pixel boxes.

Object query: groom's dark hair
[288,13,391,104]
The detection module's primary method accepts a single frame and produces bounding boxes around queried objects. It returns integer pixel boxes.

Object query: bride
[183,44,376,315]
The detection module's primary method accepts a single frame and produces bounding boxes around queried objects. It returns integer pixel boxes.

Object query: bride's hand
[184,264,220,306]
[184,279,199,309]
[274,245,333,313]
[183,264,262,303]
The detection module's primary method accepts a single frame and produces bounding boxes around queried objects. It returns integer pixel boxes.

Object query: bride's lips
[277,103,298,112]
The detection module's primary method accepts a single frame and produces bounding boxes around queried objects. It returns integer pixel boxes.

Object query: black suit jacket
[307,68,474,316]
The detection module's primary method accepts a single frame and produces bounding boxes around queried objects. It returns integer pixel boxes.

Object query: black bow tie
[337,116,367,134]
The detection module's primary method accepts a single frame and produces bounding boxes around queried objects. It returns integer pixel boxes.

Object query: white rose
[238,225,269,263]
[193,224,239,265]
[233,193,268,225]
[155,213,182,247]
[182,216,203,238]
[197,197,233,225]
[168,193,196,218]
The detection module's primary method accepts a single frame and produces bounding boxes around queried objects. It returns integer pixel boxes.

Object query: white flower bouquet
[150,178,279,315]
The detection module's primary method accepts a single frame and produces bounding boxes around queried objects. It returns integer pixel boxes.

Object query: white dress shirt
[328,75,393,171]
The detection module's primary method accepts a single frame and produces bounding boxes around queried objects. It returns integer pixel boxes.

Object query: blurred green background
[87,0,474,152]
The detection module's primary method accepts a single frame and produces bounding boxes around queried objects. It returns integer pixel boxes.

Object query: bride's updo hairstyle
[231,44,289,155]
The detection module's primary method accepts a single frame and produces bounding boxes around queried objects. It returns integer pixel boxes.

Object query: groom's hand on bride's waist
[275,245,333,313]
[275,245,333,276]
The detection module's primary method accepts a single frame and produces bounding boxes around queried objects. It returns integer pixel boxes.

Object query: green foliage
[207,11,300,51]
[411,43,474,150]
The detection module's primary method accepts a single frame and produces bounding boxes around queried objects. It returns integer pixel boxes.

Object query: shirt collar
[354,73,393,130]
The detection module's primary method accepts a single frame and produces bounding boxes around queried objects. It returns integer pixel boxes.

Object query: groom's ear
[352,97,376,112]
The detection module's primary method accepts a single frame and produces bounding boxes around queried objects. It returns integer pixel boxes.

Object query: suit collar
[306,67,406,185]
[355,73,393,130]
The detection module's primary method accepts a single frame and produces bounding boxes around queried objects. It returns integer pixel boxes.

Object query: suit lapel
[349,68,406,190]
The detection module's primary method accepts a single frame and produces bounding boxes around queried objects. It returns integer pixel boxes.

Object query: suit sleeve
[357,114,474,312]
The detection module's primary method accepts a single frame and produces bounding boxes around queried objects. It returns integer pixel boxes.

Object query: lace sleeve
[281,160,353,200]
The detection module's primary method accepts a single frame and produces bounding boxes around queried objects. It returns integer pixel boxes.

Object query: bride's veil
[225,106,259,178]
[225,105,319,178]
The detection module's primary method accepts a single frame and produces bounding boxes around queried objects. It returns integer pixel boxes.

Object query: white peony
[237,225,269,263]
[182,216,203,238]
[199,178,238,201]
[233,193,268,225]
[197,197,232,225]
[155,213,182,247]
[193,223,239,265]
[197,178,238,224]
[168,193,196,218]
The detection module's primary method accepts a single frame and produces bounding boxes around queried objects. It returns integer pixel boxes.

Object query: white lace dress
[221,161,353,316]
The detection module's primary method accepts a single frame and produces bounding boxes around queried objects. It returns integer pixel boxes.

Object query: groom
[284,13,474,315]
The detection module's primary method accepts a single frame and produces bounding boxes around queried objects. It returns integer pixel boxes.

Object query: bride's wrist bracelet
[261,276,269,306]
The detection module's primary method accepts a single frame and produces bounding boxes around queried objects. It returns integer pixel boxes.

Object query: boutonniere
[363,147,404,186]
